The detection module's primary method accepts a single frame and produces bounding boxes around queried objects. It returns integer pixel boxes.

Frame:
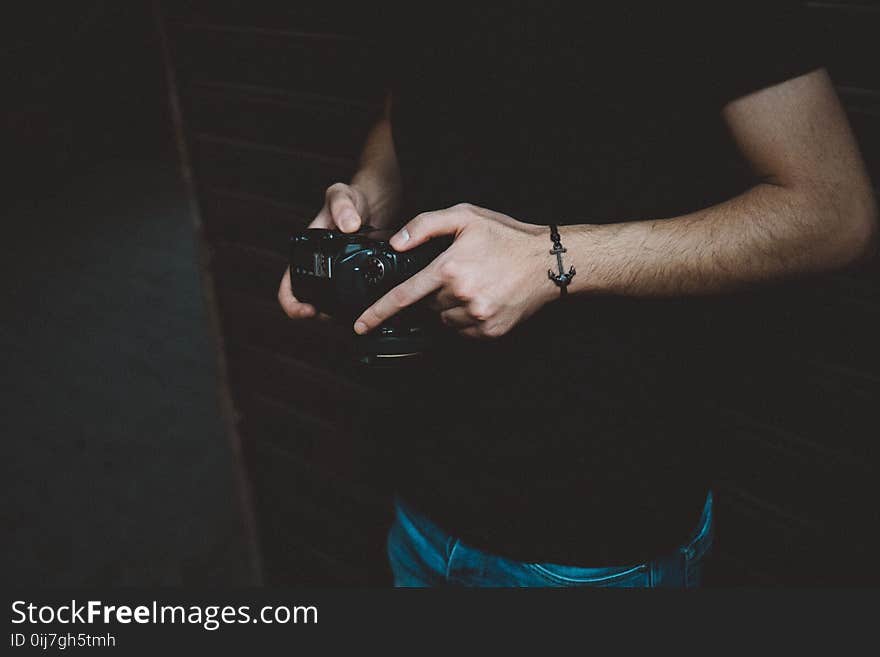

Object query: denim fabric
[387,491,714,588]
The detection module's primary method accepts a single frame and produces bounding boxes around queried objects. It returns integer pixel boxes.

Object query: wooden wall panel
[171,25,380,101]
[191,138,355,207]
[159,2,880,586]
[187,88,377,160]
[199,191,311,254]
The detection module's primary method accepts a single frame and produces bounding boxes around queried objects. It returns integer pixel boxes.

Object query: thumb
[389,209,467,251]
[326,183,367,233]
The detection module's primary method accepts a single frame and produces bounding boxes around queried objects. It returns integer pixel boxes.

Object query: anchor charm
[547,243,576,292]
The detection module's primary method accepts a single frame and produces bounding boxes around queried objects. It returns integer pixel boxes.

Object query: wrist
[527,227,561,306]
[350,171,401,229]
[549,224,608,297]
[540,223,582,300]
[568,224,611,296]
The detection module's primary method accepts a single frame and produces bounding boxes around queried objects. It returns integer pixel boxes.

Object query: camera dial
[362,256,386,285]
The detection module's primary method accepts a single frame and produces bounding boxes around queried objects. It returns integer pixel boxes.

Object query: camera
[289,227,450,364]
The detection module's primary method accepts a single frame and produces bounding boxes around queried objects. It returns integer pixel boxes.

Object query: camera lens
[363,256,386,285]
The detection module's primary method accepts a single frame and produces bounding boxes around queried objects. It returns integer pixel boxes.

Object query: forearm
[350,108,403,228]
[560,180,877,298]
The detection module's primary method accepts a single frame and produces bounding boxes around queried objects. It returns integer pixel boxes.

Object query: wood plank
[191,136,355,207]
[216,290,354,369]
[200,189,312,254]
[247,441,393,584]
[226,342,377,426]
[168,22,383,104]
[184,86,378,161]
[164,1,378,37]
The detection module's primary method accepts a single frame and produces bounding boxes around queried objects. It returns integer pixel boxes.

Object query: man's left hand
[354,203,558,339]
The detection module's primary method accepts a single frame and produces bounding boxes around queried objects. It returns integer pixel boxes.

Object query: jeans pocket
[681,492,715,588]
[524,561,650,587]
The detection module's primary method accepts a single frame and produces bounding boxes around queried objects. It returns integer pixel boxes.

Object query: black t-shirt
[371,2,822,565]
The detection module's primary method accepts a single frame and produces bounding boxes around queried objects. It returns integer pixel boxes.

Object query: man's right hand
[278,182,370,319]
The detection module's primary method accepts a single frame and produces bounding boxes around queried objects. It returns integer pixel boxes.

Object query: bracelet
[547,224,576,297]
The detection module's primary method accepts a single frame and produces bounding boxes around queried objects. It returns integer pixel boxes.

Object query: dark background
[3,1,878,587]
[2,2,258,585]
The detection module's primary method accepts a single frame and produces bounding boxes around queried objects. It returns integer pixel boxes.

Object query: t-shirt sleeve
[707,0,825,107]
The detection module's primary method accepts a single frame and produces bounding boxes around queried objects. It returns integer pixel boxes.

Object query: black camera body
[289,227,449,364]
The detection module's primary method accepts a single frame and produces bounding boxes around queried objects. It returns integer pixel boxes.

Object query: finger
[439,306,477,329]
[278,268,318,319]
[308,206,334,229]
[353,265,442,334]
[427,288,461,312]
[458,326,485,340]
[389,206,470,251]
[326,184,363,233]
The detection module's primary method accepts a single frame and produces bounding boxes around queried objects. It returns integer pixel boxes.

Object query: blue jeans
[387,491,714,587]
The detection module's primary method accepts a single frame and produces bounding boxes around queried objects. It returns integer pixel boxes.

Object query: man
[278,4,877,587]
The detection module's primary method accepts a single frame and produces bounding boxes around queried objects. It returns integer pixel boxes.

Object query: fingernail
[354,321,367,334]
[393,227,410,247]
[340,211,358,231]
